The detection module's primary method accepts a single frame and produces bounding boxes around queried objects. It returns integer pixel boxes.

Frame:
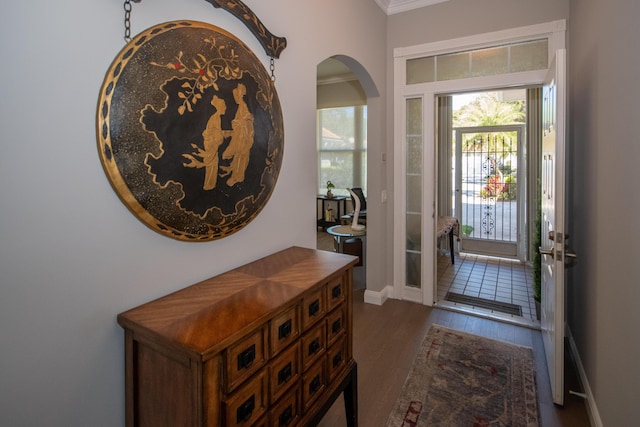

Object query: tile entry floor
[318,231,539,328]
[437,251,539,327]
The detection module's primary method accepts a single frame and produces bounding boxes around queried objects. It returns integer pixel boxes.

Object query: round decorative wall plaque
[96,21,284,241]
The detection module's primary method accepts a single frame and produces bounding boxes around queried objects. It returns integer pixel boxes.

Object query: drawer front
[300,322,326,372]
[269,342,300,403]
[226,328,267,392]
[326,276,345,312]
[326,305,345,347]
[301,358,326,411]
[269,384,300,427]
[327,334,348,382]
[223,370,268,427]
[253,417,268,427]
[301,288,326,330]
[270,305,299,357]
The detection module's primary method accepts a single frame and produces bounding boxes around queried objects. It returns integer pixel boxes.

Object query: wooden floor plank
[317,290,591,427]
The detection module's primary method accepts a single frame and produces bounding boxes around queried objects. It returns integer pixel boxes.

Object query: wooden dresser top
[117,246,357,358]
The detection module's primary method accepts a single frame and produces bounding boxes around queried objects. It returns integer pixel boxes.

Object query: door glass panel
[406,175,423,213]
[405,251,421,289]
[407,57,435,85]
[406,98,422,288]
[510,40,548,72]
[437,52,471,81]
[407,137,423,173]
[471,46,508,77]
[406,213,421,252]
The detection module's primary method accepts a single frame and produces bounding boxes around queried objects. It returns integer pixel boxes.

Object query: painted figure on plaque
[222,83,255,186]
[183,95,228,190]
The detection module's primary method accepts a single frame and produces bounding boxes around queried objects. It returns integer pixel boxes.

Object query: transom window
[406,39,548,85]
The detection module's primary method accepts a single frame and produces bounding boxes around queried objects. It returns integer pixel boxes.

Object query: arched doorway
[316,56,381,294]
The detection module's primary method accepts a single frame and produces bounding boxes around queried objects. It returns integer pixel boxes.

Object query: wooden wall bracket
[132,0,287,59]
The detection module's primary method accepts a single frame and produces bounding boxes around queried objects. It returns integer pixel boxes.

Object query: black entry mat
[445,292,522,316]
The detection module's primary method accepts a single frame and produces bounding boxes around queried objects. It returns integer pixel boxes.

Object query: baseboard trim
[566,326,602,427]
[363,285,393,305]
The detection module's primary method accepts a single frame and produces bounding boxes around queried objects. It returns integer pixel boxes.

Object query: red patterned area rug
[386,325,539,427]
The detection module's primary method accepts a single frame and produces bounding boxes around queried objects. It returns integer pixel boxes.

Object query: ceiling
[317,0,449,82]
[374,0,449,15]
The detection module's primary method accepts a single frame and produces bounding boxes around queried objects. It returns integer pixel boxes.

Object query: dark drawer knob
[308,299,320,317]
[332,318,342,334]
[278,319,292,340]
[278,405,293,426]
[237,344,256,371]
[309,375,321,394]
[332,284,342,299]
[308,338,321,355]
[278,362,292,385]
[333,351,343,368]
[236,395,255,423]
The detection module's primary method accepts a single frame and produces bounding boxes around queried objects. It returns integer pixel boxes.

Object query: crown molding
[373,0,449,15]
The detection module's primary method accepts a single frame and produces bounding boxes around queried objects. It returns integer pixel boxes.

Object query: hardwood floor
[318,290,591,427]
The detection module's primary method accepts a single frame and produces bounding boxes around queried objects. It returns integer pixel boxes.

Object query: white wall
[0,0,386,425]
[569,0,640,424]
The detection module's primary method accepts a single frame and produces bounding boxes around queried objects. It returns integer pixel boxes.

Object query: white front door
[540,49,569,406]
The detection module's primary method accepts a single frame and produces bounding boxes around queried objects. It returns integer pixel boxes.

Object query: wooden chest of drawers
[117,246,358,427]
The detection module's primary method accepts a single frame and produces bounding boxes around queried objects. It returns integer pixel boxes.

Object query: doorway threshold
[435,300,540,330]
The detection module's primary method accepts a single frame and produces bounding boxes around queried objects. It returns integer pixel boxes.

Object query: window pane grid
[318,106,367,196]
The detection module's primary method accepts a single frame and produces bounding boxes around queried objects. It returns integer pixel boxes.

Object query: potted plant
[326,180,335,198]
[533,195,542,320]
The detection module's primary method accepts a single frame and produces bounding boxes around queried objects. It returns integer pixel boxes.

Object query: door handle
[539,246,554,257]
[540,246,578,265]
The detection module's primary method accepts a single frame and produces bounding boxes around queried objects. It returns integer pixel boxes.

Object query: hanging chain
[269,57,276,82]
[123,0,276,78]
[123,0,132,43]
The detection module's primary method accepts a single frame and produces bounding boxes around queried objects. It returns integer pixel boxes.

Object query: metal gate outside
[454,125,525,259]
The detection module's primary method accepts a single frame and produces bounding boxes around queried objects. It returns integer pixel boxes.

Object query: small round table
[327,225,367,289]
[326,225,366,254]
